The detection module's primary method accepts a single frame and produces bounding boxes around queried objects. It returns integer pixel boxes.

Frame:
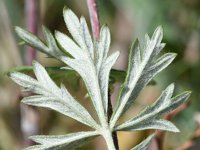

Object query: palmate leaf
[10,61,98,129]
[24,131,99,150]
[11,7,191,150]
[110,26,177,128]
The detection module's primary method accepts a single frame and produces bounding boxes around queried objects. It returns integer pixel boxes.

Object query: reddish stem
[21,0,39,147]
[86,0,100,40]
[25,0,39,65]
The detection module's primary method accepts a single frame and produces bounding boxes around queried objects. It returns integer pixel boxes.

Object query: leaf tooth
[33,61,60,95]
[159,91,191,115]
[80,16,94,59]
[9,72,47,95]
[99,25,111,59]
[152,83,174,110]
[42,26,63,58]
[152,25,163,45]
[135,83,175,120]
[15,26,47,53]
[63,7,86,50]
[55,31,84,59]
[115,119,179,133]
[147,53,177,72]
[129,39,141,79]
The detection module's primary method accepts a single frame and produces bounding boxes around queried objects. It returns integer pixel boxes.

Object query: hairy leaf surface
[24,131,99,150]
[12,8,191,150]
[15,26,64,58]
[111,27,177,128]
[114,84,191,132]
[10,62,98,128]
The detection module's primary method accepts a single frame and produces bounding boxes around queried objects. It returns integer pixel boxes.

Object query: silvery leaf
[63,8,90,57]
[15,27,47,53]
[13,7,191,150]
[96,26,111,72]
[99,51,120,113]
[62,8,120,124]
[61,57,106,122]
[10,61,98,128]
[55,31,84,59]
[15,26,63,58]
[115,119,179,133]
[111,26,176,128]
[24,131,99,150]
[42,26,64,58]
[80,17,94,59]
[115,84,191,133]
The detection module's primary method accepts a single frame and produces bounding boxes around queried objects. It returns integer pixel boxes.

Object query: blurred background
[0,0,200,149]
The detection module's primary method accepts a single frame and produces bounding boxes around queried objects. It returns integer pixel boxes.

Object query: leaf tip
[15,26,22,32]
[63,6,72,16]
[168,83,175,91]
[32,60,39,66]
[185,91,192,98]
[63,5,69,11]
[156,25,163,34]
[21,99,27,104]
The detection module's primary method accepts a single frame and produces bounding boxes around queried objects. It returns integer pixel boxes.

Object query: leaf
[63,8,83,47]
[63,8,91,58]
[96,26,111,72]
[99,51,120,113]
[24,131,99,150]
[115,119,179,133]
[10,61,98,128]
[110,26,176,128]
[9,72,46,95]
[15,26,64,58]
[61,8,119,123]
[42,26,64,58]
[15,27,47,53]
[158,91,191,116]
[100,26,111,59]
[131,134,155,150]
[114,84,191,133]
[61,57,106,122]
[33,60,60,94]
[80,17,94,59]
[136,83,175,118]
[55,31,84,59]
[13,7,191,150]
